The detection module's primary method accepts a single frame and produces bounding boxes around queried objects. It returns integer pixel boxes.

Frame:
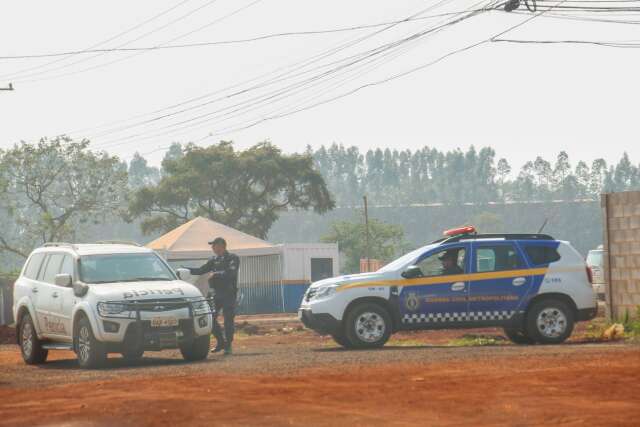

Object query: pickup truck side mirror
[175,268,191,280]
[54,273,73,287]
[401,265,424,279]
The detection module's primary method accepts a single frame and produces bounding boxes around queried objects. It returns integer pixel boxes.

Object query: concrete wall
[602,191,640,319]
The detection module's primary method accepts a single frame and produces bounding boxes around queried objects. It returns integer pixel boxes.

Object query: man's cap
[208,237,227,246]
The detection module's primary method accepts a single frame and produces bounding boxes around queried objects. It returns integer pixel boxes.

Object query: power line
[140,1,562,151]
[8,0,228,83]
[93,1,501,151]
[492,37,640,46]
[0,0,195,80]
[68,0,467,140]
[0,11,487,60]
[90,1,494,149]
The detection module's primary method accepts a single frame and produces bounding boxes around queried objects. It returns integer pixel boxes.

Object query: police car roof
[432,233,555,244]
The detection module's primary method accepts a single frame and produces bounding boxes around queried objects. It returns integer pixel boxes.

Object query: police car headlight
[97,302,128,317]
[312,285,338,300]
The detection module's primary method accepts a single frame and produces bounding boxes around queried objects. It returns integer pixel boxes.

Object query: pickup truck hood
[310,271,394,289]
[89,280,202,301]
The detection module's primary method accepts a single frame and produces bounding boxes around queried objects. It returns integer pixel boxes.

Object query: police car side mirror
[175,268,191,280]
[54,273,73,287]
[402,266,423,279]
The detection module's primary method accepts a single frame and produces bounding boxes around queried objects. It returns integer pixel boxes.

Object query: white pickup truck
[13,242,211,368]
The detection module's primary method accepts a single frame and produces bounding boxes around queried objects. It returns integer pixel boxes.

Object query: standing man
[185,237,240,355]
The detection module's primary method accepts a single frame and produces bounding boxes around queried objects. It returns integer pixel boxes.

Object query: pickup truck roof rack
[43,242,77,249]
[95,240,141,247]
[432,233,555,244]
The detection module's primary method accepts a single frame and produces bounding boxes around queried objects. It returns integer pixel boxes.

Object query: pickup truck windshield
[79,253,175,284]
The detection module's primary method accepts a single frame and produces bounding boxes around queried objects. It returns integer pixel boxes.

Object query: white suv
[300,228,598,348]
[13,242,211,368]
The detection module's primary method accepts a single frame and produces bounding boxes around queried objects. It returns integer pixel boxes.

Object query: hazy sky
[1,0,638,170]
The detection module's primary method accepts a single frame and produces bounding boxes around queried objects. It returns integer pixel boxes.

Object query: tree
[128,152,160,189]
[0,137,128,258]
[553,151,571,189]
[128,141,335,238]
[321,215,408,274]
[496,158,511,200]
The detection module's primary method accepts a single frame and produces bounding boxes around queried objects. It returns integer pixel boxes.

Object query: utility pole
[363,195,371,272]
[0,83,14,91]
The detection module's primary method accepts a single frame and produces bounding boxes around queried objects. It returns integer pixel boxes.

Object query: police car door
[468,241,531,324]
[399,244,470,326]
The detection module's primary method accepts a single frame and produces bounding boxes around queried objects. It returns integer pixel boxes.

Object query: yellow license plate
[150,317,179,328]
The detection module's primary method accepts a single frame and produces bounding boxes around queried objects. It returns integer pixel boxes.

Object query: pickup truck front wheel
[179,335,211,361]
[76,317,106,369]
[20,313,48,364]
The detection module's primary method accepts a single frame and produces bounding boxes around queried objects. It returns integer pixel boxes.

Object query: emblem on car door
[512,277,526,287]
[451,282,465,291]
[405,293,420,311]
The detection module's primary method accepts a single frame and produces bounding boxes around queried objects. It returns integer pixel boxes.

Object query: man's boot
[211,341,225,353]
[224,343,232,355]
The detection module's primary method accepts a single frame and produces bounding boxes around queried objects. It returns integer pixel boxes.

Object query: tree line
[1,137,639,273]
[311,144,640,206]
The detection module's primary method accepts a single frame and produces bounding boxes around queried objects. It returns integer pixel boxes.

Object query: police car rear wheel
[503,327,534,345]
[345,303,391,349]
[20,313,48,365]
[526,300,574,344]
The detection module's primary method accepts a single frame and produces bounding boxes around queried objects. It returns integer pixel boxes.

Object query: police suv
[13,242,212,368]
[299,227,598,348]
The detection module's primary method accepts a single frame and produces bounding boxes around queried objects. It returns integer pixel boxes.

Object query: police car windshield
[377,245,433,273]
[79,253,175,284]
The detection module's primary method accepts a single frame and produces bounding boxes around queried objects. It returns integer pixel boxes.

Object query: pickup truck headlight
[311,285,337,300]
[187,297,212,315]
[97,302,129,317]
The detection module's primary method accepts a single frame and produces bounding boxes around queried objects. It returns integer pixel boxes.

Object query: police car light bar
[443,225,476,237]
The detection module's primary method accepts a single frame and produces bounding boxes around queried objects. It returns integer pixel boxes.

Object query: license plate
[150,317,178,328]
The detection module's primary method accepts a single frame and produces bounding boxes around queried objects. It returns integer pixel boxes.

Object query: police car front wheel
[344,303,392,349]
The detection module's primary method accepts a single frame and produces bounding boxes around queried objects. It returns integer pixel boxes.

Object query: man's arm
[185,258,214,275]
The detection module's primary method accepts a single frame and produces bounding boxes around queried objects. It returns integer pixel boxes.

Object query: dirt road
[1,322,639,426]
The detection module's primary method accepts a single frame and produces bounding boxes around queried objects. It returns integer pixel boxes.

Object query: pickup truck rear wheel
[180,335,211,361]
[344,303,391,349]
[19,313,48,364]
[76,317,106,369]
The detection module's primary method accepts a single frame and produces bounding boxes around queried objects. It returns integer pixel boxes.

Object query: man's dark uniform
[440,251,464,275]
[188,251,240,351]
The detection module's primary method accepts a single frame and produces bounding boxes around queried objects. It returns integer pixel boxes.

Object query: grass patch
[584,307,640,342]
[448,334,508,347]
[386,339,429,347]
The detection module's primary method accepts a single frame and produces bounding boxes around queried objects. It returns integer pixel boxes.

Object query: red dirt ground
[1,346,639,426]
